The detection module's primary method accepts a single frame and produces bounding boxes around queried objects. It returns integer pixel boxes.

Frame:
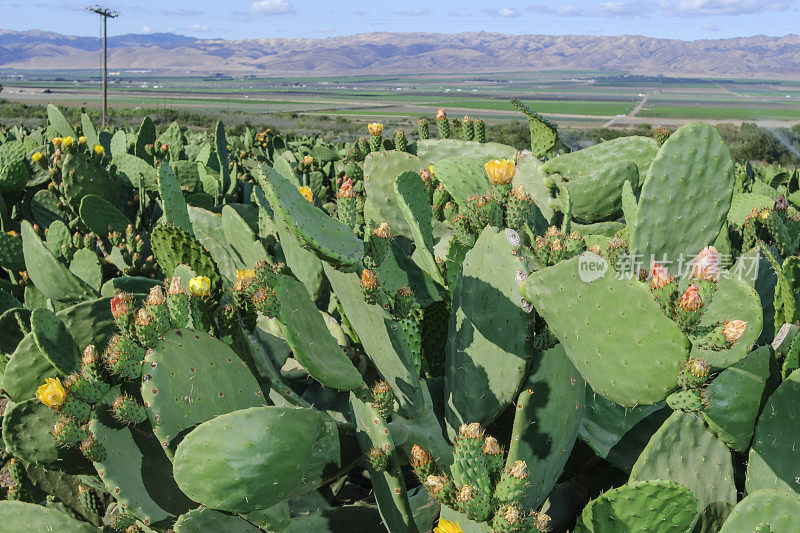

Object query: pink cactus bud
[110,294,130,319]
[691,246,719,282]
[678,284,703,311]
[650,262,674,290]
[436,108,447,120]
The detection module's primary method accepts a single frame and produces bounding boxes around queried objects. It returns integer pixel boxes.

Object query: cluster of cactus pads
[0,101,799,533]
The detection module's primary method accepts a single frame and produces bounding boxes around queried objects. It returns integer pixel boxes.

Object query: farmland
[2,69,800,129]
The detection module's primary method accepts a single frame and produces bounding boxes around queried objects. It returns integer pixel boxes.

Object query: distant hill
[1,29,799,78]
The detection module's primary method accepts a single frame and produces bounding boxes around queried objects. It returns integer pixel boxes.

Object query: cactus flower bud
[36,377,67,409]
[188,276,212,297]
[457,484,475,502]
[298,185,314,204]
[484,159,516,185]
[110,293,131,319]
[678,284,703,311]
[425,475,447,493]
[337,178,354,199]
[303,155,314,165]
[82,345,98,366]
[146,285,166,306]
[649,262,674,290]
[483,436,502,456]
[458,422,484,440]
[367,123,384,136]
[167,277,185,296]
[436,108,447,120]
[78,136,87,144]
[686,357,710,378]
[411,444,432,468]
[508,460,528,479]
[360,269,380,304]
[691,246,719,282]
[723,320,747,343]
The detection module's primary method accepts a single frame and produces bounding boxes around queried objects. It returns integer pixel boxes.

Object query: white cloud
[188,24,211,31]
[395,8,430,16]
[589,26,605,32]
[141,25,153,33]
[482,7,522,17]
[702,22,720,29]
[591,1,654,17]
[249,0,295,15]
[527,4,582,16]
[659,0,791,15]
[162,9,204,16]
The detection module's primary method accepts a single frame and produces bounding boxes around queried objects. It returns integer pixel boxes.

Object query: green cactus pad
[378,242,445,308]
[80,194,131,236]
[746,368,800,497]
[718,489,800,533]
[324,264,424,418]
[703,345,772,452]
[2,398,91,474]
[30,189,66,229]
[21,221,98,303]
[46,104,77,138]
[543,135,658,187]
[395,170,443,285]
[141,328,265,453]
[560,161,639,223]
[30,307,81,375]
[727,193,775,229]
[631,122,735,273]
[150,223,222,294]
[4,297,118,401]
[0,500,97,532]
[690,274,763,369]
[521,253,690,406]
[415,139,517,166]
[90,405,195,528]
[575,479,698,533]
[174,507,262,533]
[580,389,670,472]
[0,230,25,274]
[278,276,365,391]
[513,152,555,229]
[60,152,117,211]
[259,164,363,268]
[507,344,585,510]
[445,227,531,431]
[157,163,193,235]
[173,406,326,513]
[222,205,268,269]
[430,157,491,206]
[630,411,736,530]
[363,151,426,237]
[113,153,158,191]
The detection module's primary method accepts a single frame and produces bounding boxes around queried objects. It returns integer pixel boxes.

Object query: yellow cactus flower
[31,152,43,163]
[51,137,62,146]
[367,123,384,136]
[484,159,516,185]
[303,155,314,165]
[434,518,463,533]
[78,136,87,144]
[61,137,74,149]
[298,186,314,204]
[7,230,17,237]
[93,145,104,156]
[36,377,67,409]
[236,269,255,281]
[188,276,212,297]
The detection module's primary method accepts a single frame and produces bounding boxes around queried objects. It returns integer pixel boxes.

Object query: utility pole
[87,5,118,127]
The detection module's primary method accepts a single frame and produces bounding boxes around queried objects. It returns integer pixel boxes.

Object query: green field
[2,69,799,127]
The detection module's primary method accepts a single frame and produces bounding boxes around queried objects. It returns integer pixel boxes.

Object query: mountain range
[1,29,799,78]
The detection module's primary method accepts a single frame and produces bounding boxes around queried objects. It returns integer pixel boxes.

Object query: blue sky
[1,0,798,40]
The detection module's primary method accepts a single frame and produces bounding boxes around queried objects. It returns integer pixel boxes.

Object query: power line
[86,5,119,127]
